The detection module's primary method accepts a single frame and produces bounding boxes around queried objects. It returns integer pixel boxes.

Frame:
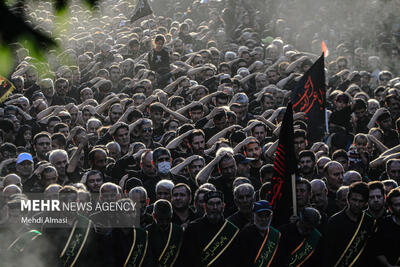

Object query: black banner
[131,0,153,23]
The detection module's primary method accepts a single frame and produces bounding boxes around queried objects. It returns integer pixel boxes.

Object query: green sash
[8,230,42,253]
[158,223,183,267]
[124,228,148,267]
[288,228,321,267]
[201,220,239,266]
[60,215,92,267]
[254,227,280,267]
[334,212,375,267]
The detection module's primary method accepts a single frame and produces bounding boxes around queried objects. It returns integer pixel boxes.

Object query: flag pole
[291,173,297,216]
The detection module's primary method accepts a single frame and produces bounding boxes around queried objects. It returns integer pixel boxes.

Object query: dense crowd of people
[0,0,400,266]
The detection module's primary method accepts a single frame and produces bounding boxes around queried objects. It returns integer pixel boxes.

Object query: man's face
[93,151,107,171]
[267,71,279,83]
[390,196,400,217]
[150,111,163,125]
[191,135,205,154]
[327,164,344,191]
[107,145,120,160]
[55,81,69,96]
[41,170,58,188]
[237,162,250,177]
[110,68,121,82]
[254,210,272,230]
[294,137,306,156]
[262,97,274,110]
[354,108,367,120]
[335,156,349,171]
[387,98,400,116]
[368,188,385,212]
[156,186,171,202]
[296,183,310,207]
[88,121,102,135]
[219,157,237,179]
[81,89,93,102]
[115,127,130,147]
[299,156,315,175]
[172,186,191,211]
[25,69,38,87]
[110,106,123,124]
[252,126,266,143]
[142,154,156,176]
[87,173,103,193]
[59,127,69,138]
[16,160,34,177]
[255,76,268,89]
[388,162,400,182]
[311,185,328,210]
[213,116,227,130]
[190,109,204,122]
[245,143,262,160]
[205,198,224,221]
[379,118,392,131]
[140,123,153,140]
[52,154,68,176]
[348,192,367,216]
[379,74,391,86]
[234,187,254,213]
[34,136,51,158]
[188,159,204,178]
[131,192,147,215]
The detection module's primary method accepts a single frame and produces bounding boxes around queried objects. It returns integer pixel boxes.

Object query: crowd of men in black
[0,0,400,266]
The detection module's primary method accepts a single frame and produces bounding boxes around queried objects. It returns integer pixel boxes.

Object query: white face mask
[158,161,171,174]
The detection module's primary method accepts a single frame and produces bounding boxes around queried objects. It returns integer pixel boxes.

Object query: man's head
[189,103,205,122]
[216,147,237,179]
[347,181,369,217]
[139,150,156,177]
[368,181,385,214]
[106,141,121,161]
[188,156,205,179]
[251,123,267,143]
[153,199,173,230]
[387,188,400,217]
[336,186,349,210]
[296,207,321,236]
[155,179,174,201]
[109,104,124,124]
[386,159,400,183]
[15,153,34,179]
[188,129,205,155]
[33,132,51,159]
[87,118,102,135]
[49,149,69,177]
[296,178,311,209]
[171,183,192,212]
[234,153,255,178]
[100,182,120,203]
[343,170,362,186]
[253,200,273,231]
[40,165,58,188]
[324,161,344,192]
[233,183,254,214]
[129,186,148,215]
[204,190,224,223]
[83,170,104,193]
[112,123,130,148]
[244,138,262,161]
[311,179,328,211]
[88,148,107,172]
[298,150,316,177]
[332,149,349,171]
[153,147,172,175]
[54,78,69,97]
[294,129,307,156]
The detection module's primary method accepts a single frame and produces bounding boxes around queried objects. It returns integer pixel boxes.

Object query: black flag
[291,53,326,142]
[130,0,153,23]
[268,102,298,227]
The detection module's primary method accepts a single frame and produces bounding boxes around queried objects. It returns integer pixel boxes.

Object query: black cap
[204,190,224,203]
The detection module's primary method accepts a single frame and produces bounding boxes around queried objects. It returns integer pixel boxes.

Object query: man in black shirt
[227,183,254,229]
[324,181,376,267]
